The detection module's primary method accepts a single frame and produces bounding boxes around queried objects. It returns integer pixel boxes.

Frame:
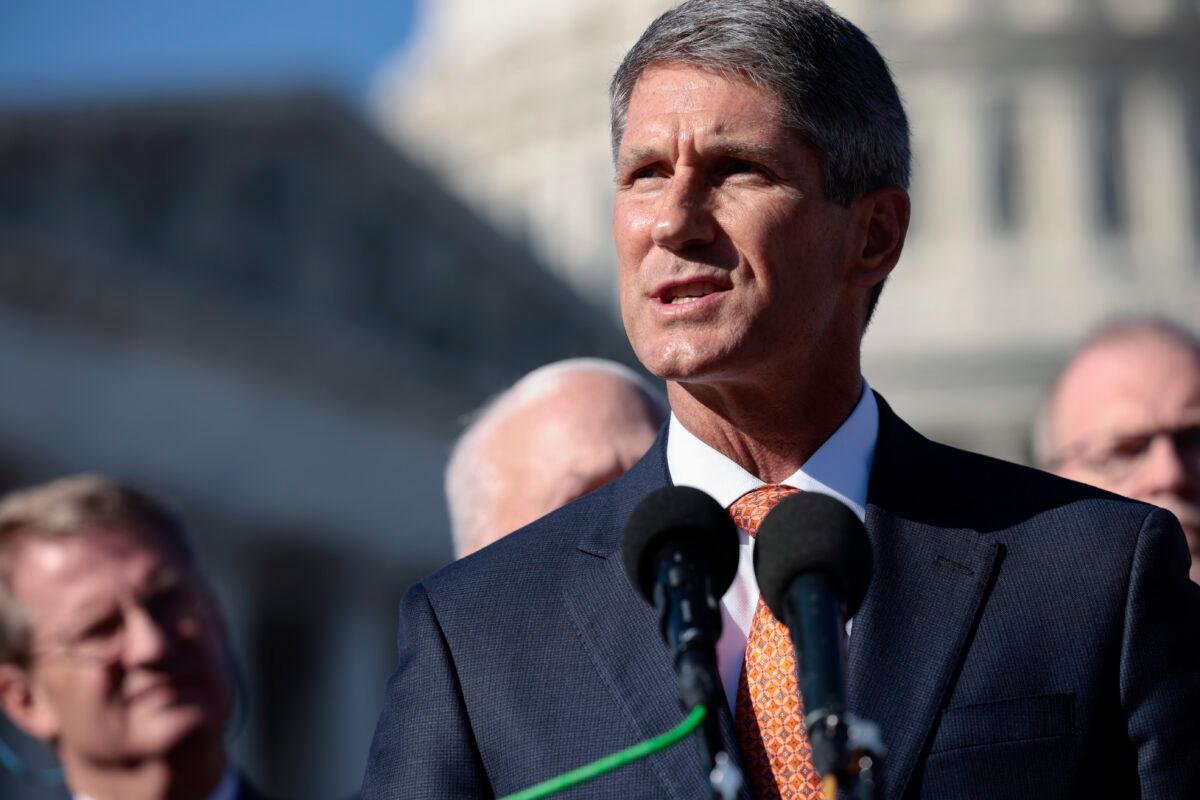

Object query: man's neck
[668,368,864,484]
[66,736,227,800]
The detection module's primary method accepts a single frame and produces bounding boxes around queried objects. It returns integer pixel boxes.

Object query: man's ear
[0,663,59,742]
[846,185,910,291]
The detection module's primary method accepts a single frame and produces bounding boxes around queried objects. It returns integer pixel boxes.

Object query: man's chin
[126,686,230,757]
[635,340,735,384]
[126,703,221,758]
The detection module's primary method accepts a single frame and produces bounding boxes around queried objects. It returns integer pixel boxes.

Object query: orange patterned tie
[730,485,824,800]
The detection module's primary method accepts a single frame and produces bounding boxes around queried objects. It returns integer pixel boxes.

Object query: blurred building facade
[373,0,1200,462]
[0,90,631,799]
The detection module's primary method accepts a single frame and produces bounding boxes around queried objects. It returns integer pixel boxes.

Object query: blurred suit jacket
[237,775,275,800]
[361,395,1200,799]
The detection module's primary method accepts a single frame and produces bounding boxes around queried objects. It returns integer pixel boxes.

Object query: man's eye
[145,584,199,622]
[1174,425,1200,458]
[77,616,122,642]
[1105,436,1152,462]
[718,159,762,179]
[630,166,663,181]
[145,590,179,617]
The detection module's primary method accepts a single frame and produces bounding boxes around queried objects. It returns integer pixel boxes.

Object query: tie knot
[729,484,800,536]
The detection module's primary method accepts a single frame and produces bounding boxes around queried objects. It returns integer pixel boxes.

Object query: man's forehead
[630,63,770,104]
[10,527,181,616]
[1053,338,1200,438]
[620,64,788,147]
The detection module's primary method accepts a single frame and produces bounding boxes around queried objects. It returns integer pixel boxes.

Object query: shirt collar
[73,767,239,800]
[666,379,878,521]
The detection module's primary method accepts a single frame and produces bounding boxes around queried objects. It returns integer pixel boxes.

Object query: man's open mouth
[658,281,728,304]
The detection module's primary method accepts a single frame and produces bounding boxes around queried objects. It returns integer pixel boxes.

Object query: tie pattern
[731,485,824,800]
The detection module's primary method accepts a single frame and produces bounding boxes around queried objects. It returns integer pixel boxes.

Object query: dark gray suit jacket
[362,396,1200,798]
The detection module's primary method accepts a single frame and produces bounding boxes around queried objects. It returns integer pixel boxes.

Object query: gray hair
[445,359,667,558]
[610,0,911,207]
[1034,317,1200,466]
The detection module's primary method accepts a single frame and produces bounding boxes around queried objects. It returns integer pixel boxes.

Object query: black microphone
[623,486,739,712]
[753,491,873,780]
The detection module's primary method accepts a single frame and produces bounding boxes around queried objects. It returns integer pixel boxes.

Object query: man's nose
[650,171,715,252]
[1134,434,1192,497]
[122,606,170,667]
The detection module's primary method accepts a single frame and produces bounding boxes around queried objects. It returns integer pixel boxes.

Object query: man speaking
[362,1,1200,797]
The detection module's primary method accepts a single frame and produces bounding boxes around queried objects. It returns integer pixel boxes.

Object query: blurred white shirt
[75,767,238,800]
[665,380,878,710]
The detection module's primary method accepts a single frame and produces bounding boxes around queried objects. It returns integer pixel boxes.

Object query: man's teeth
[666,287,713,304]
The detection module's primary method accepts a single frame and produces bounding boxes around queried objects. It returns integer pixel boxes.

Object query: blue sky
[0,0,419,105]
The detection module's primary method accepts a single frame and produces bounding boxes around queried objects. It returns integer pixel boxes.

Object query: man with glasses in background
[0,474,263,800]
[1038,318,1200,583]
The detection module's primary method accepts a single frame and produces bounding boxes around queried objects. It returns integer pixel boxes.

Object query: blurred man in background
[1037,318,1200,583]
[445,358,668,558]
[0,475,263,800]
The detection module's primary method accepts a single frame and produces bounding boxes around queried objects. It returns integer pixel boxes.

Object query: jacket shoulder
[871,397,1159,543]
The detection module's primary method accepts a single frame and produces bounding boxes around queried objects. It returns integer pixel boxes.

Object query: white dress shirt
[74,767,239,800]
[665,381,879,710]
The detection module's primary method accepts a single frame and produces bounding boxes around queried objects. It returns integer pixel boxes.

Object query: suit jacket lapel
[562,399,999,799]
[848,396,1002,798]
[564,429,746,799]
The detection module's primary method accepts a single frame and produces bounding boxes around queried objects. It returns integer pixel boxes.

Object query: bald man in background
[445,358,668,558]
[1038,318,1200,583]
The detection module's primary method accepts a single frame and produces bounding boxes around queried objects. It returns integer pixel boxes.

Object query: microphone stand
[779,575,885,800]
[812,712,885,800]
[651,544,744,800]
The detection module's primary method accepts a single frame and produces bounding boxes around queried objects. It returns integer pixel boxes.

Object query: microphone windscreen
[623,486,739,603]
[753,492,872,621]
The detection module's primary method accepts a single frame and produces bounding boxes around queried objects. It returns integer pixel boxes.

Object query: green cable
[497,704,709,800]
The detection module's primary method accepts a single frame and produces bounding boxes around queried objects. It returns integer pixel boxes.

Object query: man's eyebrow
[705,140,782,162]
[143,566,186,595]
[616,139,788,173]
[615,144,666,173]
